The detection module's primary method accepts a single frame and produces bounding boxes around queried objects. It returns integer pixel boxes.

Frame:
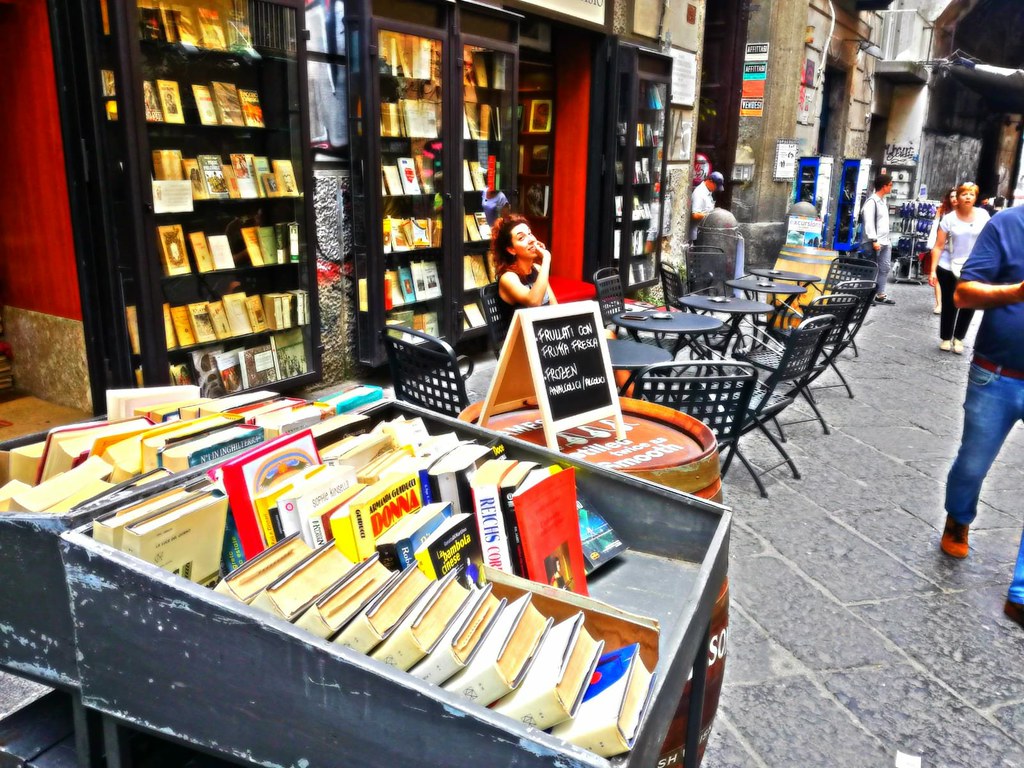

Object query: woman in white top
[925,187,957,315]
[928,182,990,354]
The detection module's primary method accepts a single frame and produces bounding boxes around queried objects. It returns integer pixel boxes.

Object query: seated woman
[491,214,558,324]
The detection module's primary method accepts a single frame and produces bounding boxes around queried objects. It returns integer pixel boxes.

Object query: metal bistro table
[612,310,724,358]
[747,267,822,289]
[607,338,673,394]
[726,277,807,330]
[679,294,773,357]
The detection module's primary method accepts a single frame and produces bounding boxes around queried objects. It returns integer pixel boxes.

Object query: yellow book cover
[125,305,141,355]
[157,224,191,276]
[240,226,264,266]
[244,294,268,333]
[156,79,185,124]
[0,479,31,512]
[237,88,264,128]
[9,455,113,514]
[191,83,219,125]
[135,397,210,422]
[346,471,423,562]
[272,159,300,196]
[182,159,207,200]
[39,417,152,482]
[221,292,253,336]
[188,232,214,272]
[206,301,232,339]
[8,440,45,486]
[169,305,197,346]
[152,149,184,180]
[163,303,178,349]
[250,474,301,548]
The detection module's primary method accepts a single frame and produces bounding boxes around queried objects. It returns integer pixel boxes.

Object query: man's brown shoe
[1005,600,1024,629]
[940,516,969,558]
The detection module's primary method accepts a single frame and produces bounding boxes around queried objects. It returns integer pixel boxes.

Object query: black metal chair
[823,256,878,294]
[734,315,836,496]
[771,293,860,434]
[479,282,511,359]
[594,267,626,329]
[632,361,758,485]
[659,262,686,312]
[685,245,729,295]
[381,326,474,419]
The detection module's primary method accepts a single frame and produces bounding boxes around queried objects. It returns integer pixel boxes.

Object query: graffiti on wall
[883,143,918,166]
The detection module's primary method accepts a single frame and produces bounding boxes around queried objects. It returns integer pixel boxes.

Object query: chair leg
[772,416,787,443]
[798,386,830,435]
[718,441,737,476]
[850,337,860,358]
[730,445,768,498]
[828,360,855,398]
[755,419,801,479]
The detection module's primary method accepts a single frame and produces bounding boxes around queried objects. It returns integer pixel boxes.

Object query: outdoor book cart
[27,399,726,768]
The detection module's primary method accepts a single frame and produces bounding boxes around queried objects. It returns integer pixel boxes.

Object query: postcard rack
[1,400,728,767]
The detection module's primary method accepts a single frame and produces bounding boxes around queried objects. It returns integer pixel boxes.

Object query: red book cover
[209,429,321,559]
[511,467,588,596]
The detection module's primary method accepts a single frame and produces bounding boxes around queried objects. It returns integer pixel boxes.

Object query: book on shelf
[255,225,278,265]
[158,424,265,472]
[273,159,300,196]
[276,462,356,543]
[370,569,471,671]
[221,292,253,336]
[334,563,432,654]
[250,542,354,621]
[240,227,264,267]
[396,157,421,195]
[206,301,233,341]
[397,266,416,302]
[140,413,241,473]
[380,102,402,137]
[142,80,163,122]
[549,643,655,758]
[152,149,184,181]
[239,343,280,389]
[237,88,264,127]
[188,232,215,272]
[215,533,312,603]
[197,6,227,49]
[331,470,423,562]
[259,172,279,198]
[157,224,191,276]
[413,155,434,194]
[210,429,321,559]
[512,467,588,595]
[174,5,199,45]
[382,165,404,196]
[186,301,218,344]
[478,104,493,140]
[182,158,206,200]
[213,348,243,391]
[189,347,227,397]
[210,81,243,126]
[229,154,259,199]
[206,234,236,270]
[492,612,603,730]
[473,213,492,241]
[191,84,219,125]
[119,489,228,586]
[442,592,551,707]
[197,154,229,199]
[468,161,486,192]
[294,554,392,638]
[125,305,141,355]
[270,328,307,379]
[221,163,241,198]
[169,305,197,346]
[156,79,185,124]
[162,303,178,349]
[469,255,490,286]
[463,302,485,329]
[524,183,550,217]
[464,214,481,243]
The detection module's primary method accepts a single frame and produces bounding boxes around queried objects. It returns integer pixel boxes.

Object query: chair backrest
[833,278,876,345]
[479,282,511,358]
[685,245,728,295]
[800,293,859,349]
[381,326,470,418]
[659,262,685,311]
[594,267,625,326]
[824,256,877,292]
[632,362,758,449]
[766,314,835,388]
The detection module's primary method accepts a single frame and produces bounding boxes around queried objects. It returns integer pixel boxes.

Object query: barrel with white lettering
[460,397,722,504]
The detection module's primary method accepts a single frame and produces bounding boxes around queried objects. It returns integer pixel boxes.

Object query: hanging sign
[478,301,624,451]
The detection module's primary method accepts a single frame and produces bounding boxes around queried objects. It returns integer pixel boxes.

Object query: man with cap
[691,171,724,242]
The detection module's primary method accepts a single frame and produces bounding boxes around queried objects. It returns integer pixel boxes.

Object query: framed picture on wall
[527,99,552,133]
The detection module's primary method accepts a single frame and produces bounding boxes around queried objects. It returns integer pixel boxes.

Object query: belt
[973,356,1024,380]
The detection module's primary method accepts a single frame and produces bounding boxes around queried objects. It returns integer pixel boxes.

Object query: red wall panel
[549,28,592,284]
[0,0,82,320]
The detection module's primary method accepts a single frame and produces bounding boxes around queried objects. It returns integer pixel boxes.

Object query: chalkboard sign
[479,301,624,451]
[531,313,613,421]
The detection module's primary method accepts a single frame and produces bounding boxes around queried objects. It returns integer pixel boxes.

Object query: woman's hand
[534,242,551,266]
[928,272,937,287]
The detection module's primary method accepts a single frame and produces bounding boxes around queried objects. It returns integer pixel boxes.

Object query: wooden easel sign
[479,301,625,450]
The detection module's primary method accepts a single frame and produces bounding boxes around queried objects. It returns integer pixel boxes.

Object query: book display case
[517,59,554,249]
[346,0,519,366]
[598,45,670,292]
[99,0,320,395]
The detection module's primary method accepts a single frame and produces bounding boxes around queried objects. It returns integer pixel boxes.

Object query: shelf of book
[54,399,728,768]
[102,0,320,394]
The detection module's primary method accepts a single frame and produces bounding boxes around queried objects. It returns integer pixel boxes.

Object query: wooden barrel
[460,396,726,766]
[458,396,722,502]
[774,244,838,328]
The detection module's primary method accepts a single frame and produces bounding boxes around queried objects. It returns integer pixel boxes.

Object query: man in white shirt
[691,171,724,242]
[860,172,895,304]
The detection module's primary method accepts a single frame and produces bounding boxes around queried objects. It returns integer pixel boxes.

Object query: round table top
[748,267,822,284]
[726,277,808,296]
[612,310,724,334]
[680,294,774,315]
[606,339,673,370]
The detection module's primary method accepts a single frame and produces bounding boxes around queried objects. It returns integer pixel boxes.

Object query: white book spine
[472,483,513,573]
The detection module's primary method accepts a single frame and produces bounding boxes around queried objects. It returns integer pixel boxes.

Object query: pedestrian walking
[939,204,1024,630]
[925,187,957,315]
[928,182,990,354]
[859,172,895,305]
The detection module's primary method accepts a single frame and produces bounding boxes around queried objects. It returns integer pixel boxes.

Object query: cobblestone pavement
[3,278,1023,766]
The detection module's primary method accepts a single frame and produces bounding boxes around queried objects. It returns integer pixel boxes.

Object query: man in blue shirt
[940,205,1024,630]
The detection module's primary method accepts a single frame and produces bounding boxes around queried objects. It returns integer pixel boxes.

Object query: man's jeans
[945,363,1024,603]
[874,244,892,295]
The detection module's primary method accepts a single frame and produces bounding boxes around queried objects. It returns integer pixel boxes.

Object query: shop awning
[945,57,1024,113]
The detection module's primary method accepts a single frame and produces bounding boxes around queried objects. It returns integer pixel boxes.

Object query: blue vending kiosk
[793,156,834,247]
[831,158,873,252]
